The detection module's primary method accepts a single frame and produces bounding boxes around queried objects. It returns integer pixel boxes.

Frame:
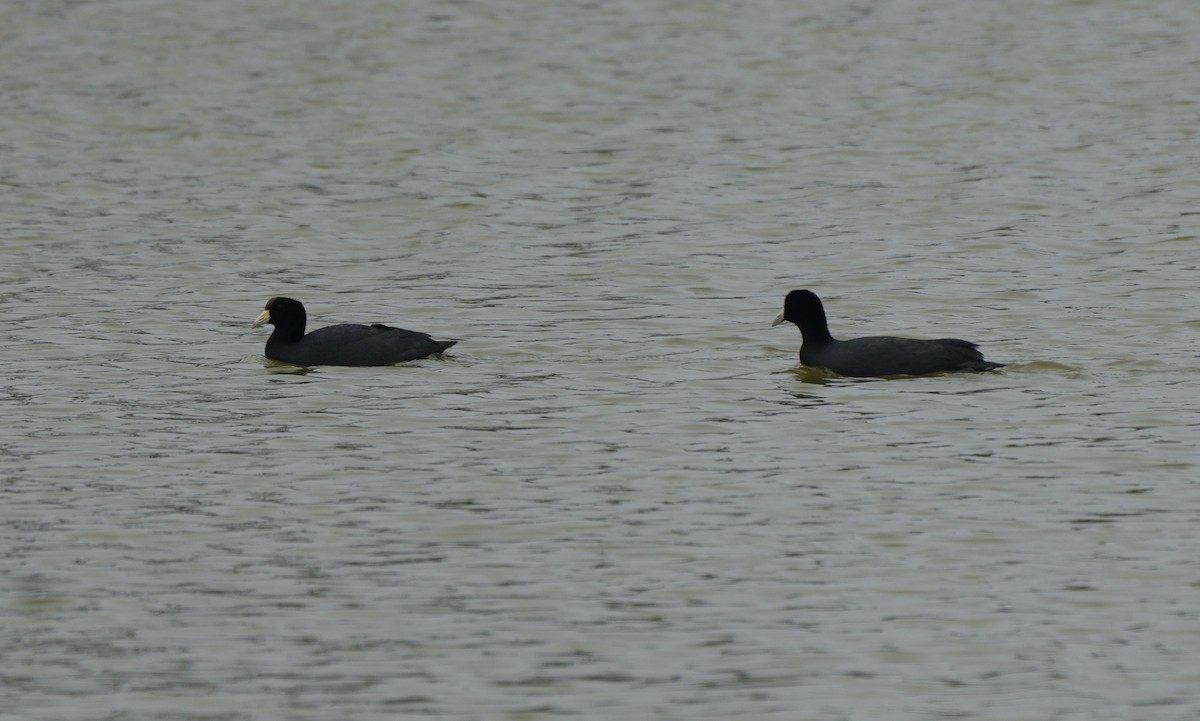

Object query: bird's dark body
[254,297,455,367]
[775,289,1003,377]
[266,323,456,367]
[801,334,999,377]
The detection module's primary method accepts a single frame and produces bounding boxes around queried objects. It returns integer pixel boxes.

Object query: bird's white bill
[251,310,271,328]
[771,310,786,327]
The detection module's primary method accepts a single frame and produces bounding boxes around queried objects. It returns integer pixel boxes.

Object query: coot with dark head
[772,289,1002,377]
[251,297,456,367]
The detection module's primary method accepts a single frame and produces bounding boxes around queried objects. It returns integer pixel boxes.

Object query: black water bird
[772,289,1003,377]
[251,297,456,367]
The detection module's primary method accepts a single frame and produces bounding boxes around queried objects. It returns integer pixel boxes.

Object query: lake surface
[2,1,1198,719]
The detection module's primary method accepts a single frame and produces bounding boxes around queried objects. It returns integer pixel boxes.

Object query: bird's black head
[772,289,832,340]
[252,297,307,337]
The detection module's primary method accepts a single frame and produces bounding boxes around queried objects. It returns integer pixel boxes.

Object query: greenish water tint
[2,1,1198,720]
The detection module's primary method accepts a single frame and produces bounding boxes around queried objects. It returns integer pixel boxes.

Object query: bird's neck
[797,312,834,344]
[271,323,305,343]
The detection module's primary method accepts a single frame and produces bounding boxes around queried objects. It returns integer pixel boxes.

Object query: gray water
[2,1,1198,719]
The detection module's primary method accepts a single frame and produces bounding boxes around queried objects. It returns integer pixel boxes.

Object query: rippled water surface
[3,1,1199,719]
